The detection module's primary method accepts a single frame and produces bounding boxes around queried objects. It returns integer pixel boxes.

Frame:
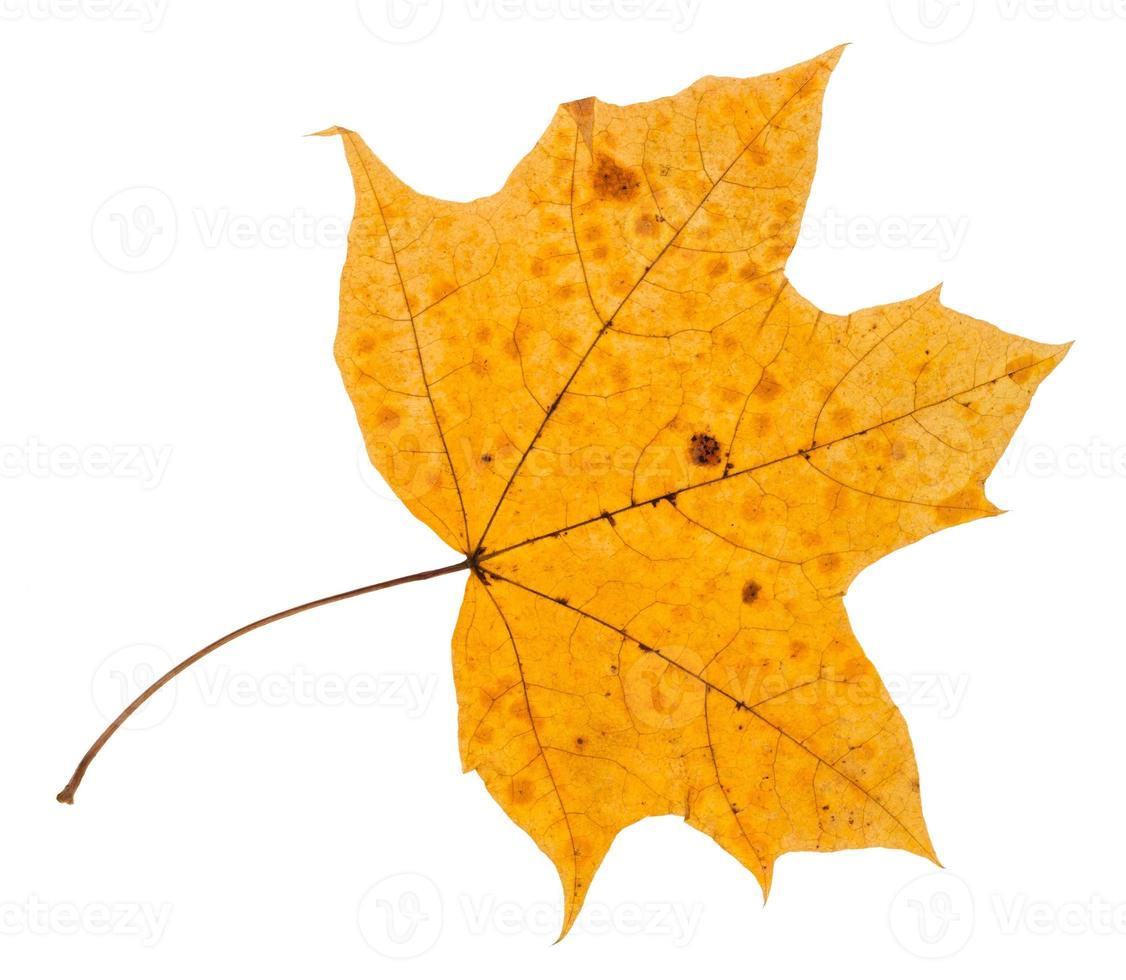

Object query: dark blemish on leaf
[742,580,761,604]
[601,510,617,526]
[576,737,585,746]
[689,432,722,466]
[593,154,641,201]
[662,492,678,506]
[556,596,569,606]
[481,453,493,463]
[638,642,655,653]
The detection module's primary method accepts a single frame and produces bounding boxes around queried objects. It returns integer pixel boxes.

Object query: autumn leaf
[316,45,1067,935]
[55,46,1067,941]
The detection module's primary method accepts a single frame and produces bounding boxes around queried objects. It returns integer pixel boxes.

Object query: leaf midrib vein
[478,354,1057,564]
[472,63,828,555]
[486,571,932,858]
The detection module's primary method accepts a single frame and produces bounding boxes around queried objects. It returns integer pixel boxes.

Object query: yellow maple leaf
[56,46,1067,941]
[323,46,1066,935]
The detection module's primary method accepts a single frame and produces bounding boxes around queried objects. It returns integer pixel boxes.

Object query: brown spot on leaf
[742,580,761,604]
[689,432,722,466]
[593,154,640,202]
[375,406,400,430]
[754,372,783,401]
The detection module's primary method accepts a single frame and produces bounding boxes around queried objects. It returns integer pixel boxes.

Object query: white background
[2,0,1123,975]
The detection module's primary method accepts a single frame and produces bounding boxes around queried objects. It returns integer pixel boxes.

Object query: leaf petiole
[55,558,471,805]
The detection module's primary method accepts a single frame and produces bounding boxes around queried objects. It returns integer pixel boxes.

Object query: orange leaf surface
[321,47,1066,936]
